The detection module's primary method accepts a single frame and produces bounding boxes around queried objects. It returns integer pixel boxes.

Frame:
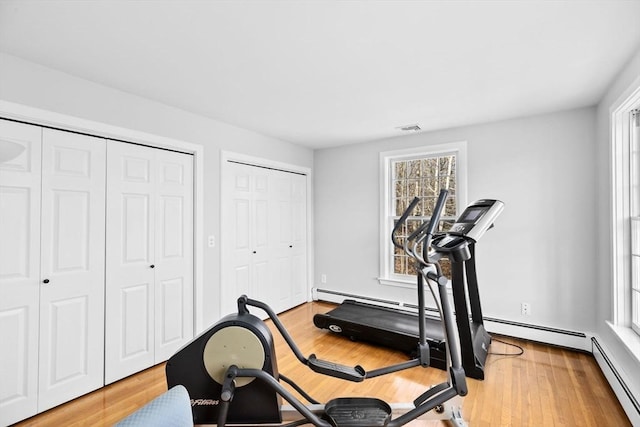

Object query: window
[630,108,640,335]
[612,84,640,337]
[379,142,467,286]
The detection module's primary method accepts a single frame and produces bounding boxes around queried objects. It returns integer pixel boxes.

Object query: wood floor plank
[13,301,631,427]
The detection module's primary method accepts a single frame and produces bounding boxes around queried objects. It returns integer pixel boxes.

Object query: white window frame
[379,141,467,287]
[611,81,640,337]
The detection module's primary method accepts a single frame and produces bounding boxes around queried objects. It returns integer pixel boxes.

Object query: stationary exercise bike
[166,189,468,426]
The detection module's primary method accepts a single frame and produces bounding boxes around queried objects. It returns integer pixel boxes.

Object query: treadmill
[313,198,504,380]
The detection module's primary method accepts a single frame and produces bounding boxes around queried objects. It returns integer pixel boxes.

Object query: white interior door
[0,120,42,426]
[105,141,194,383]
[38,128,106,411]
[153,149,194,362]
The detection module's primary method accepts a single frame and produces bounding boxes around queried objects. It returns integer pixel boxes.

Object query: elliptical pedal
[307,354,366,382]
[324,398,392,426]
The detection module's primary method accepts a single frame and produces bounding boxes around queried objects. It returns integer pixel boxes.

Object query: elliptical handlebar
[425,189,448,242]
[391,196,421,249]
[422,189,448,264]
[392,190,449,266]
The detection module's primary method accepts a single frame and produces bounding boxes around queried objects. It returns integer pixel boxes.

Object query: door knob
[150,264,155,268]
[43,279,50,284]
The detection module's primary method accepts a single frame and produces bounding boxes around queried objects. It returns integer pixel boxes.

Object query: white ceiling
[1,1,640,149]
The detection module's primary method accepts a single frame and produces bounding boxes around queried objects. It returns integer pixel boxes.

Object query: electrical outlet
[321,274,327,284]
[207,235,215,248]
[521,302,531,316]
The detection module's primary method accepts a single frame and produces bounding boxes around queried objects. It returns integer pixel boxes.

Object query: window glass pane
[422,158,438,176]
[408,160,421,178]
[445,175,457,194]
[633,290,640,329]
[632,110,640,333]
[388,151,459,278]
[633,255,640,291]
[407,179,420,197]
[394,255,405,275]
[395,198,407,217]
[423,197,436,214]
[394,180,405,199]
[439,155,455,177]
[632,114,640,216]
[633,217,640,255]
[439,258,452,279]
[444,196,457,217]
[421,178,439,198]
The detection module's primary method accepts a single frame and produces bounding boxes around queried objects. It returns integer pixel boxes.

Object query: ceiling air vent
[397,124,421,132]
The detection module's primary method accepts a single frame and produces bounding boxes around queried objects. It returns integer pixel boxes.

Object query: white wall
[314,107,598,333]
[0,52,314,328]
[595,46,640,418]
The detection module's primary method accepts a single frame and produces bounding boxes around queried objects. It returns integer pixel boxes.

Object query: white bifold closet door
[221,161,307,317]
[105,141,194,384]
[0,120,42,425]
[38,129,106,411]
[0,122,106,425]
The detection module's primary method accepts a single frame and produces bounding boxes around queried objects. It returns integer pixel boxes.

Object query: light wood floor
[14,301,630,427]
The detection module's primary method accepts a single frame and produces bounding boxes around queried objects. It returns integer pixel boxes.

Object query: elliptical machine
[166,189,468,426]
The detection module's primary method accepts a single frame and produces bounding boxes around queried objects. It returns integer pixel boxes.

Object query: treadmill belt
[314,300,448,370]
[323,301,444,341]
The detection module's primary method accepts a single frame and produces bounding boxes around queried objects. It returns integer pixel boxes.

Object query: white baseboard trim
[592,336,640,426]
[483,317,590,351]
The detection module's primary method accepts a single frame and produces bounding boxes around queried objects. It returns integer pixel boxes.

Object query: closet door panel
[0,118,42,425]
[290,174,308,306]
[221,164,253,316]
[154,150,193,362]
[38,129,105,412]
[269,172,292,312]
[105,141,156,384]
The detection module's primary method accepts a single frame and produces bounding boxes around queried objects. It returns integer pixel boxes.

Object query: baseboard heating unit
[592,338,640,425]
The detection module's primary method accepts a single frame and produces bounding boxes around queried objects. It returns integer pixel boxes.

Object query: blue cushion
[115,385,192,427]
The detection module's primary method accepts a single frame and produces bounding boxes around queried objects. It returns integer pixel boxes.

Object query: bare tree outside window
[391,154,457,277]
[379,142,466,287]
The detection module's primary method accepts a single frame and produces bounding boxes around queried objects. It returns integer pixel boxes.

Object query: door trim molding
[0,100,205,333]
[220,151,314,311]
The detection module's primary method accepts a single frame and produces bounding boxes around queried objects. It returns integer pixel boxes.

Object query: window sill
[378,277,454,294]
[378,277,416,289]
[607,321,640,365]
